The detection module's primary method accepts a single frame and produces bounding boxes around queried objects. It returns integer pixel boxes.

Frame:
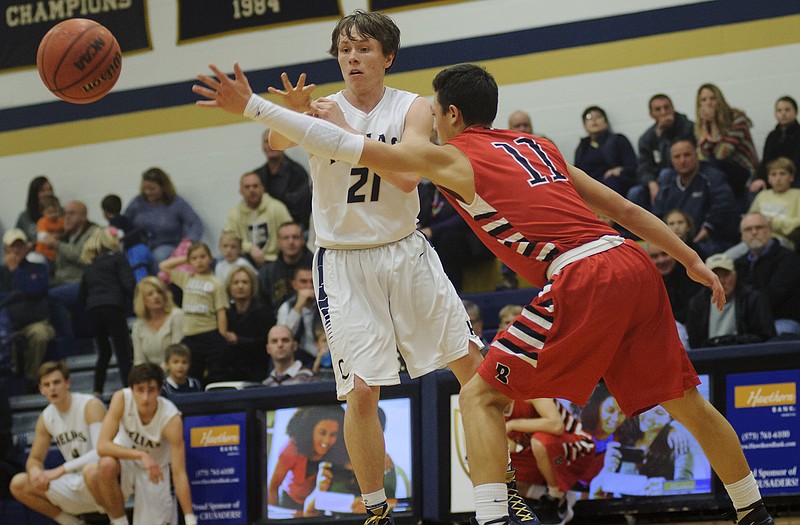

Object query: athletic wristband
[244,94,364,165]
[184,513,198,525]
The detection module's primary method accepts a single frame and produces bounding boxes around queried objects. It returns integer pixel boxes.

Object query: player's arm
[506,399,564,436]
[267,72,316,151]
[193,63,473,197]
[26,414,54,490]
[164,415,196,525]
[567,163,725,310]
[53,398,107,478]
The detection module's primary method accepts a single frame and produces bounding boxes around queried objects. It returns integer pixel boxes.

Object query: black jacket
[78,251,136,311]
[735,241,800,322]
[0,259,50,329]
[758,120,800,183]
[226,299,273,381]
[687,285,776,348]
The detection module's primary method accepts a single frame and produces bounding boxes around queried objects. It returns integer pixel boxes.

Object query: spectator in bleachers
[124,167,204,270]
[687,253,775,348]
[574,106,637,197]
[0,229,55,388]
[34,195,63,268]
[631,94,695,210]
[259,221,313,314]
[645,242,702,350]
[224,265,272,382]
[78,227,135,397]
[0,383,23,500]
[225,172,293,267]
[652,139,741,255]
[747,157,800,250]
[311,326,333,380]
[695,83,759,206]
[417,180,492,292]
[15,176,54,243]
[276,266,320,368]
[255,128,313,231]
[10,361,106,523]
[663,208,709,261]
[262,324,318,387]
[46,200,99,355]
[214,231,255,283]
[508,110,533,135]
[160,343,202,397]
[754,96,800,190]
[461,299,488,348]
[160,242,229,385]
[101,194,151,282]
[131,276,184,367]
[735,213,800,337]
[498,304,523,334]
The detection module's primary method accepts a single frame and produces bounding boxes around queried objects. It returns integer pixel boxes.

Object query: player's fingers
[280,72,293,90]
[233,62,246,81]
[195,74,220,90]
[192,85,217,99]
[208,63,228,83]
[303,83,317,93]
[267,87,287,96]
[296,72,306,88]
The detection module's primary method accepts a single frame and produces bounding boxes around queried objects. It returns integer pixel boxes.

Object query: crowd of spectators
[3,84,799,397]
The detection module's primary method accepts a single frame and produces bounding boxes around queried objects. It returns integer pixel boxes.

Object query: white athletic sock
[53,513,85,525]
[362,488,387,512]
[474,483,507,525]
[548,485,565,500]
[725,472,761,511]
[110,516,130,525]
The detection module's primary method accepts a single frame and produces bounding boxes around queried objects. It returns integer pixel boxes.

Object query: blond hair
[79,227,120,264]
[225,264,259,299]
[133,276,175,319]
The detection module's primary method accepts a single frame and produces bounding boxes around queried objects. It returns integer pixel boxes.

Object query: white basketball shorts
[46,472,101,515]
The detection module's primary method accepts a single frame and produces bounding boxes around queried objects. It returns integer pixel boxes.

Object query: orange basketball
[36,18,122,104]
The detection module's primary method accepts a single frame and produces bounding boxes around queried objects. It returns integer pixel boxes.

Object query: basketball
[36,18,122,104]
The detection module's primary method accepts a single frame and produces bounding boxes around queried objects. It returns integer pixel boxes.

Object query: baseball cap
[705,253,734,272]
[2,228,27,246]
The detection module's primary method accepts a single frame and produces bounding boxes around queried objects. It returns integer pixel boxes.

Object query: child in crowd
[101,194,152,282]
[215,230,255,282]
[498,304,524,334]
[311,326,333,379]
[35,195,63,265]
[78,227,136,397]
[161,343,203,397]
[159,242,229,385]
[748,157,800,249]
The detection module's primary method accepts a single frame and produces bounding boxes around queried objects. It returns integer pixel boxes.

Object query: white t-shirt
[113,388,181,466]
[309,87,420,249]
[42,392,96,462]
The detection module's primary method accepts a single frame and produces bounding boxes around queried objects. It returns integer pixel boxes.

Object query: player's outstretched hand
[268,72,315,113]
[686,259,726,311]
[193,62,253,115]
[140,452,164,484]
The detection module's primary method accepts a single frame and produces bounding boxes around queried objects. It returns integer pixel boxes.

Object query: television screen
[449,375,712,513]
[265,398,414,521]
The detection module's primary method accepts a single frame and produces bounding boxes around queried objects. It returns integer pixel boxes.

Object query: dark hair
[38,360,70,382]
[432,64,498,128]
[616,415,677,479]
[165,343,191,363]
[663,208,696,240]
[648,93,672,111]
[328,10,400,67]
[579,382,613,435]
[101,194,122,215]
[286,405,345,457]
[777,95,798,113]
[141,167,176,204]
[39,195,60,212]
[582,105,608,123]
[187,242,212,259]
[25,176,52,221]
[128,363,164,388]
[670,137,695,150]
[293,264,313,280]
[278,221,302,235]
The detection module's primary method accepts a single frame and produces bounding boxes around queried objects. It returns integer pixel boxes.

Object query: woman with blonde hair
[224,265,273,381]
[131,276,184,367]
[78,227,136,396]
[695,83,759,205]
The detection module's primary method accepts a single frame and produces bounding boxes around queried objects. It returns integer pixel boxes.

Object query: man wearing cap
[686,253,775,348]
[0,228,55,386]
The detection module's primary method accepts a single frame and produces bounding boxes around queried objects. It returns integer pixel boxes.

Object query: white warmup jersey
[309,87,420,249]
[42,392,95,462]
[114,388,180,467]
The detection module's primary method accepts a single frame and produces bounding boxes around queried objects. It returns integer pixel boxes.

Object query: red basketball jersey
[444,128,617,287]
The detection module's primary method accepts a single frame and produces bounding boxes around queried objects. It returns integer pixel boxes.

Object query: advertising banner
[185,412,248,524]
[727,369,799,495]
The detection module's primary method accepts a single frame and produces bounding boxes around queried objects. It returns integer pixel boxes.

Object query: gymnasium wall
[2,0,800,248]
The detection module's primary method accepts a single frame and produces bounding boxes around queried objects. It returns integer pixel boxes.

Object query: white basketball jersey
[310,87,420,249]
[42,392,95,463]
[114,388,180,466]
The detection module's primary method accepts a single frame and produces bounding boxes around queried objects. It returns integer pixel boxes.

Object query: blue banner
[727,369,799,495]
[185,412,248,524]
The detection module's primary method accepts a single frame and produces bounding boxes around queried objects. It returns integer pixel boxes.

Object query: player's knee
[9,472,29,496]
[529,437,549,460]
[346,377,379,415]
[97,456,120,480]
[459,374,507,413]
